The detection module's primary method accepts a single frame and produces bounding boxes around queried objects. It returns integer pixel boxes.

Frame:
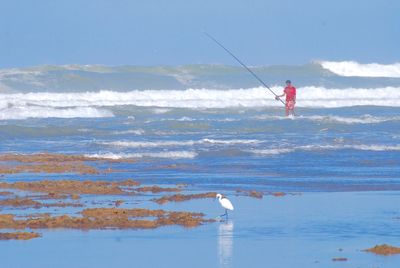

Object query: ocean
[1,61,400,267]
[1,61,399,190]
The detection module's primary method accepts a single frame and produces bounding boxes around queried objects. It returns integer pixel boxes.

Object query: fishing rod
[204,32,285,106]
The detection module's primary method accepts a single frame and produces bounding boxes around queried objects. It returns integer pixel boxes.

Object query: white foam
[297,86,400,108]
[101,140,196,148]
[201,138,261,145]
[250,143,400,156]
[253,114,400,124]
[0,106,113,120]
[349,144,400,151]
[100,138,261,148]
[301,114,400,124]
[152,108,172,114]
[253,115,295,120]
[176,116,195,121]
[320,61,400,78]
[85,151,197,159]
[152,117,239,122]
[304,115,379,124]
[306,144,400,151]
[1,86,400,111]
[111,129,145,135]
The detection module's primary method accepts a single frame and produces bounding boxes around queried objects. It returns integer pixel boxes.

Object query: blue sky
[0,0,398,67]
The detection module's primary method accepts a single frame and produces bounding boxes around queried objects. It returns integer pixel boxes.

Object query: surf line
[204,32,285,106]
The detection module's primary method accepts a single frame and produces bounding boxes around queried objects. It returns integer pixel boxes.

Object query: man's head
[286,80,291,85]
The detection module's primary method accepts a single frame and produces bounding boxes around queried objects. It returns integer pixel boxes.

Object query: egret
[216,193,234,219]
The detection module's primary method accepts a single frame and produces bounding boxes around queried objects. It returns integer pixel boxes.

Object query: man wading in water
[276,80,296,116]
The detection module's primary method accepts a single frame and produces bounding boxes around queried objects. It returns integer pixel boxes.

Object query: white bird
[216,193,234,219]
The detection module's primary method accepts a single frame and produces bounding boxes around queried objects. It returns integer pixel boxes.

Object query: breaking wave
[1,85,400,118]
[0,106,113,120]
[320,61,400,78]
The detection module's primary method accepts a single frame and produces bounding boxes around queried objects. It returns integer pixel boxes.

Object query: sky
[0,0,399,68]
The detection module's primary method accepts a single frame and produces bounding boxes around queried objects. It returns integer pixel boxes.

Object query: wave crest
[0,106,113,120]
[320,61,400,78]
[1,86,400,113]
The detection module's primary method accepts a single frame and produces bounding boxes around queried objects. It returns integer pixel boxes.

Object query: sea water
[0,61,400,267]
[1,61,399,190]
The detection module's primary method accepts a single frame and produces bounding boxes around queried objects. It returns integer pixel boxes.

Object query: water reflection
[218,220,234,268]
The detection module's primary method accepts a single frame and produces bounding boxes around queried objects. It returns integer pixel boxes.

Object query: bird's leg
[220,209,227,218]
[225,209,228,220]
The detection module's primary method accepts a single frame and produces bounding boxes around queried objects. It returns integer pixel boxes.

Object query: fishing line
[204,32,285,105]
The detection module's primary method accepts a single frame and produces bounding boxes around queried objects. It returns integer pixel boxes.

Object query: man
[276,80,296,116]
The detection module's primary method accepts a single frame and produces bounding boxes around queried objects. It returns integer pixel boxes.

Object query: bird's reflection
[218,220,233,268]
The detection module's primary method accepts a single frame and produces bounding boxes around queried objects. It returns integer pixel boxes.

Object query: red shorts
[286,100,295,110]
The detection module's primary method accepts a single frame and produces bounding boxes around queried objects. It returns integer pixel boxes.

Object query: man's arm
[275,92,285,100]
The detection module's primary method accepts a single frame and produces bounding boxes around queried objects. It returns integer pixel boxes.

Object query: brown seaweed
[0,197,82,208]
[153,192,217,205]
[364,244,400,255]
[236,189,264,199]
[0,208,214,230]
[0,179,140,195]
[0,231,41,240]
